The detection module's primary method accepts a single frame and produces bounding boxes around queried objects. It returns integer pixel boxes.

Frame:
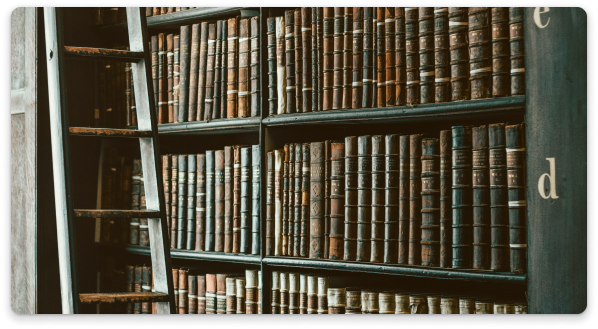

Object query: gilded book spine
[250,17,260,117]
[421,138,440,267]
[205,151,215,251]
[362,8,374,108]
[322,8,334,110]
[187,154,196,249]
[344,136,358,261]
[329,141,345,260]
[405,7,419,104]
[266,152,274,256]
[238,18,250,117]
[489,123,508,271]
[343,7,353,109]
[370,135,385,263]
[177,155,188,249]
[408,134,422,265]
[233,146,242,253]
[204,24,216,121]
[300,144,310,257]
[213,21,223,119]
[224,146,233,253]
[375,8,386,107]
[468,7,492,99]
[395,8,406,106]
[398,135,409,264]
[282,145,289,255]
[473,125,491,269]
[506,123,526,273]
[352,7,364,108]
[220,20,228,118]
[491,8,510,97]
[285,11,296,114]
[196,154,206,251]
[227,17,239,118]
[173,35,180,122]
[188,24,200,121]
[166,34,174,122]
[356,135,372,262]
[383,134,399,263]
[419,8,435,104]
[509,8,525,95]
[310,142,325,258]
[288,144,295,256]
[294,10,303,113]
[170,157,178,248]
[434,7,450,103]
[301,8,313,112]
[449,7,469,100]
[267,18,277,115]
[324,141,332,258]
[276,16,287,114]
[332,7,344,110]
[197,22,208,121]
[214,150,225,252]
[251,145,261,255]
[385,8,395,106]
[274,150,283,256]
[452,125,473,269]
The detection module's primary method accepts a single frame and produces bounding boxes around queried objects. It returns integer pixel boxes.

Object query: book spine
[309,142,325,258]
[178,26,190,123]
[491,8,510,97]
[250,17,260,117]
[133,266,142,313]
[172,268,179,310]
[509,8,525,95]
[473,125,491,269]
[125,265,134,313]
[226,277,237,314]
[384,8,395,106]
[330,141,345,260]
[345,289,362,314]
[316,8,324,111]
[356,135,372,262]
[271,271,280,314]
[294,10,303,113]
[352,7,364,108]
[306,275,317,314]
[266,152,274,256]
[257,271,262,314]
[282,145,289,255]
[322,8,334,110]
[405,7,419,104]
[274,150,283,256]
[398,136,410,263]
[188,24,200,122]
[317,277,329,314]
[506,123,526,273]
[236,278,246,314]
[123,62,130,127]
[301,8,313,113]
[227,17,239,118]
[419,8,434,104]
[395,8,406,106]
[332,7,344,110]
[288,144,295,256]
[440,130,452,267]
[280,272,289,313]
[434,7,450,103]
[344,136,358,261]
[276,16,287,114]
[224,146,233,253]
[489,123,508,271]
[298,274,307,313]
[196,23,208,120]
[130,160,141,245]
[293,145,302,256]
[205,150,215,251]
[206,274,216,314]
[178,269,188,314]
[177,155,188,249]
[170,157,178,248]
[375,8,386,107]
[196,154,206,251]
[372,9,377,108]
[324,141,332,258]
[452,125,473,269]
[239,18,250,117]
[245,269,258,314]
[449,7,470,101]
[216,274,227,314]
[173,34,180,122]
[328,288,346,314]
[166,34,174,123]
[187,154,197,249]
[251,145,261,255]
[241,146,252,253]
[220,20,228,118]
[379,292,395,314]
[151,36,159,120]
[311,8,319,112]
[267,18,277,116]
[469,7,491,99]
[362,8,374,108]
[141,266,152,314]
[288,273,299,314]
[408,134,422,265]
[213,21,223,119]
[188,274,198,314]
[362,290,379,314]
[160,33,168,123]
[282,12,296,115]
[197,275,206,314]
[421,137,440,267]
[370,135,385,263]
[383,134,399,263]
[214,150,225,252]
[342,7,353,109]
[300,144,310,257]
[204,24,216,121]
[233,146,242,253]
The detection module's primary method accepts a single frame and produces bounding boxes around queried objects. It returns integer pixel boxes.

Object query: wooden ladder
[43,7,175,314]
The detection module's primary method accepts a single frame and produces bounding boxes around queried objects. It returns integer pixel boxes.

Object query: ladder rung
[79,292,169,304]
[74,210,161,218]
[69,127,153,138]
[64,46,145,62]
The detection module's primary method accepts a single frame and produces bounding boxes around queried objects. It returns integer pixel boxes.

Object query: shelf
[147,7,253,30]
[262,96,525,127]
[263,257,527,285]
[157,117,261,135]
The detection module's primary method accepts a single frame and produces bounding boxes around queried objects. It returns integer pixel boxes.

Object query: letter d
[538,157,559,199]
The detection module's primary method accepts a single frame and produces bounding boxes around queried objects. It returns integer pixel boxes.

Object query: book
[214,150,225,252]
[506,123,526,273]
[473,125,491,269]
[227,17,239,118]
[236,278,246,314]
[452,125,473,269]
[213,21,223,119]
[238,18,250,117]
[172,268,179,309]
[141,265,151,314]
[362,8,374,108]
[306,275,317,314]
[384,134,399,263]
[301,8,313,112]
[280,272,289,313]
[251,145,261,255]
[332,7,344,110]
[220,20,228,119]
[313,8,323,111]
[328,288,346,314]
[298,144,310,257]
[384,8,395,106]
[361,290,379,314]
[178,269,188,314]
[170,156,178,248]
[159,33,167,123]
[276,16,287,114]
[294,10,304,113]
[245,269,258,314]
[448,7,469,101]
[299,274,308,314]
[468,7,491,99]
[310,142,325,258]
[317,276,329,314]
[379,292,396,314]
[356,135,372,262]
[489,123,508,271]
[177,155,188,249]
[224,146,233,253]
[151,35,159,119]
[216,274,228,314]
[187,154,197,250]
[395,293,410,313]
[274,150,283,256]
[344,136,358,261]
[491,8,510,97]
[440,296,459,313]
[509,8,525,95]
[133,266,142,313]
[258,270,262,314]
[204,24,216,121]
[266,151,274,256]
[271,271,280,314]
[372,9,378,108]
[233,146,242,253]
[130,159,141,245]
[196,154,206,251]
[434,7,450,103]
[140,166,148,245]
[250,16,260,117]
[284,11,297,114]
[370,135,385,263]
[173,34,180,122]
[440,130,452,268]
[205,150,215,251]
[324,141,332,258]
[419,8,434,104]
[289,272,299,314]
[178,26,190,123]
[188,273,198,314]
[282,145,289,255]
[240,146,252,253]
[352,7,364,108]
[267,17,277,116]
[405,7,419,104]
[342,7,353,109]
[427,295,441,314]
[226,277,237,314]
[294,144,302,257]
[167,34,174,122]
[460,298,476,314]
[188,24,200,121]
[375,8,386,107]
[330,141,345,260]
[288,144,295,256]
[394,8,406,106]
[197,22,209,121]
[408,134,423,265]
[421,137,440,267]
[322,7,334,111]
[346,288,362,314]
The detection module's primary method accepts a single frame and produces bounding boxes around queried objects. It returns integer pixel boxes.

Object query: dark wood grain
[79,292,169,304]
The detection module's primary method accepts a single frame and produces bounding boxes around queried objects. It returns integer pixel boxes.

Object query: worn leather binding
[223,147,233,253]
[324,141,332,258]
[196,154,206,251]
[283,11,297,114]
[351,7,364,109]
[340,7,353,109]
[299,274,308,314]
[220,20,228,119]
[266,152,274,256]
[329,141,345,259]
[345,288,362,314]
[395,292,410,314]
[257,271,262,314]
[250,17,260,117]
[162,156,171,246]
[394,8,406,106]
[375,8,386,107]
[177,155,188,249]
[169,157,177,247]
[188,24,200,122]
[245,269,258,314]
[287,273,299,314]
[133,266,143,313]
[178,269,188,314]
[165,34,174,123]
[361,290,379,314]
[151,36,159,120]
[475,300,493,314]
[379,292,396,314]
[434,7,450,103]
[300,8,313,113]
[489,123,508,271]
[506,123,526,273]
[509,8,525,95]
[294,10,304,113]
[251,145,261,255]
[491,8,510,97]
[274,150,283,256]
[409,294,428,314]
[216,274,228,314]
[356,135,372,262]
[327,287,346,314]
[288,144,295,256]
[195,22,208,121]
[178,26,190,123]
[173,35,180,122]
[140,174,149,246]
[316,276,329,314]
[271,271,280,314]
[172,268,179,309]
[448,7,470,101]
[440,296,459,313]
[310,142,325,258]
[370,135,385,263]
[267,18,277,115]
[494,301,515,314]
[233,146,242,253]
[227,17,239,118]
[238,18,250,117]
[124,62,132,127]
[383,8,395,106]
[187,154,197,250]
[301,143,311,257]
[452,125,473,269]
[382,135,400,263]
[240,146,252,253]
[439,130,452,267]
[459,298,476,314]
[419,8,435,104]
[236,278,246,314]
[225,277,237,314]
[372,9,377,107]
[141,266,152,314]
[426,295,440,314]
[404,8,419,104]
[213,21,223,119]
[293,144,302,257]
[205,151,215,251]
[279,272,289,313]
[125,265,134,313]
[421,138,440,267]
[332,7,344,110]
[276,16,287,114]
[362,8,374,108]
[468,8,491,99]
[408,134,423,265]
[472,125,491,269]
[188,274,198,314]
[204,24,216,121]
[282,145,289,255]
[306,275,317,314]
[322,8,334,111]
[214,150,225,252]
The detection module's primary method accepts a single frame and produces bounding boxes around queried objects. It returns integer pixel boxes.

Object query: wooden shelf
[263,257,527,285]
[157,117,261,135]
[147,7,254,30]
[262,96,525,127]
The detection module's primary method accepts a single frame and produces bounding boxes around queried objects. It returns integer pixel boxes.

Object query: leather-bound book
[468,8,491,99]
[362,8,374,108]
[173,35,180,122]
[172,269,179,309]
[317,8,325,111]
[245,269,258,314]
[328,288,346,314]
[356,135,372,262]
[344,136,358,261]
[459,297,475,314]
[506,123,526,273]
[224,146,233,253]
[216,274,228,314]
[306,275,317,314]
[439,130,452,267]
[419,8,435,104]
[494,301,515,314]
[169,157,178,247]
[238,18,250,117]
[226,277,237,314]
[178,269,189,314]
[145,7,153,16]
[375,8,386,107]
[187,154,197,249]
[196,154,206,251]
[491,8,510,97]
[395,8,406,106]
[267,18,277,116]
[274,150,283,256]
[240,146,252,253]
[514,301,528,314]
[213,21,223,119]
[289,273,299,314]
[236,278,246,314]
[408,134,423,265]
[233,146,242,253]
[124,63,131,127]
[130,160,141,245]
[372,9,377,107]
[299,274,308,314]
[301,8,313,113]
[152,7,160,16]
[188,274,198,314]
[284,11,297,114]
[188,24,200,122]
[271,271,280,314]
[509,8,525,95]
[282,145,290,255]
[489,123,508,271]
[178,26,190,123]
[384,8,395,106]
[384,134,399,263]
[473,125,490,269]
[140,266,151,314]
[322,7,334,111]
[370,135,385,263]
[266,151,275,256]
[440,296,459,314]
[257,271,262,314]
[317,277,329,314]
[324,141,332,258]
[204,24,216,121]
[475,300,494,314]
[452,125,473,269]
[251,145,261,255]
[293,144,302,257]
[332,7,344,110]
[361,290,379,314]
[177,155,188,249]
[330,141,345,260]
[421,137,440,267]
[405,7,419,104]
[196,22,208,121]
[197,274,207,314]
[133,266,142,313]
[250,16,260,117]
[140,178,148,246]
[125,265,134,313]
[310,8,319,112]
[379,292,396,314]
[300,143,311,257]
[205,150,215,251]
[409,294,428,314]
[280,272,289,313]
[427,295,441,314]
[276,16,287,114]
[220,20,228,118]
[151,35,159,120]
[434,7,450,103]
[310,142,325,258]
[227,17,239,118]
[294,10,304,113]
[166,34,174,123]
[345,288,362,314]
[352,7,364,109]
[448,7,469,100]
[288,144,295,256]
[342,7,353,109]
[214,150,225,252]
[395,292,410,314]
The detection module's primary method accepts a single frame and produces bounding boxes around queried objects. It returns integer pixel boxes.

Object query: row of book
[91,61,137,129]
[266,123,527,273]
[266,7,525,116]
[271,271,527,314]
[146,7,195,17]
[92,7,197,26]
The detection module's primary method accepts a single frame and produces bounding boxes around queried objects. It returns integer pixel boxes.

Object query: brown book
[227,17,239,118]
[250,152,260,255]
[250,16,260,117]
[216,274,228,314]
[220,20,229,118]
[212,21,223,119]
[301,8,313,112]
[449,7,470,101]
[166,34,174,123]
[245,269,258,314]
[141,265,152,314]
[300,143,311,257]
[379,292,396,314]
[328,288,346,314]
[322,8,334,110]
[344,136,358,261]
[506,123,526,273]
[384,134,399,263]
[282,145,289,255]
[324,141,332,258]
[356,135,372,262]
[151,35,159,120]
[240,146,252,254]
[310,142,325,258]
[152,7,160,16]
[362,8,374,108]
[287,144,295,256]
[224,146,234,253]
[204,24,217,121]
[271,271,280,314]
[421,137,440,267]
[330,141,345,260]
[314,8,323,111]
[188,24,200,122]
[177,155,187,249]
[196,154,206,251]
[172,268,179,309]
[395,7,406,106]
[125,265,134,314]
[370,135,385,263]
[124,63,131,127]
[169,157,178,248]
[408,134,423,265]
[332,7,344,110]
[139,175,148,246]
[214,150,225,252]
[233,146,242,253]
[361,290,379,314]
[434,7,450,103]
[130,159,141,245]
[491,8,510,97]
[173,34,180,122]
[509,8,525,95]
[317,277,329,314]
[384,8,396,106]
[289,273,299,314]
[132,266,141,313]
[293,144,302,256]
[238,18,250,117]
[372,9,377,108]
[294,10,304,113]
[440,130,452,267]
[376,8,386,107]
[276,16,287,114]
[197,275,206,314]
[345,288,362,314]
[188,274,198,314]
[284,11,297,114]
[267,18,278,116]
[473,125,491,269]
[226,277,237,314]
[145,7,153,17]
[178,26,191,122]
[468,7,491,99]
[178,269,188,314]
[405,7,419,104]
[342,7,353,109]
[452,125,473,269]
[352,7,364,108]
[258,271,262,314]
[419,8,435,104]
[236,278,246,314]
[280,272,289,313]
[266,151,275,256]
